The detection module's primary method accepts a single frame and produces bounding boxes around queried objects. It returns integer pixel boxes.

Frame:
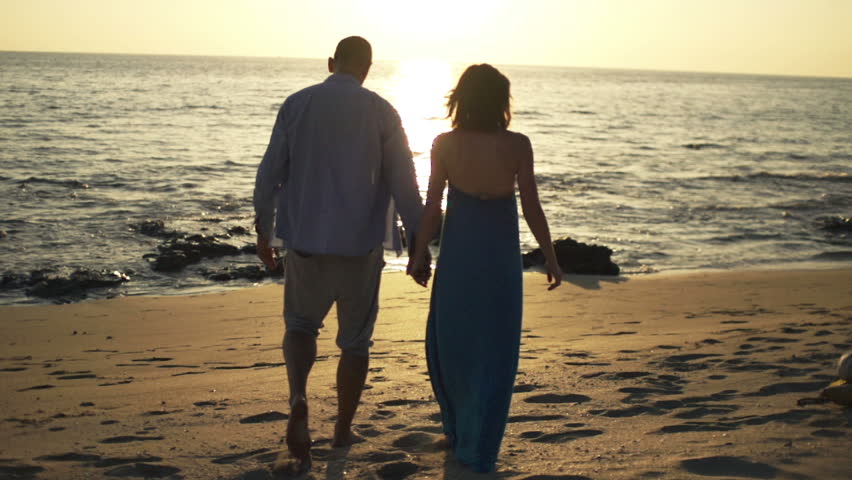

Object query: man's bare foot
[286,398,311,460]
[271,455,312,478]
[332,425,366,448]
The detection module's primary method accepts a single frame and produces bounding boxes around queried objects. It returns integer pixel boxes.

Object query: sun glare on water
[386,59,455,189]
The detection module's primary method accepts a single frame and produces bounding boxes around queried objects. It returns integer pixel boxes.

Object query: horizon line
[2,48,850,81]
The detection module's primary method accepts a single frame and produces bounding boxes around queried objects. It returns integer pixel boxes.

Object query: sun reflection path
[386,59,455,193]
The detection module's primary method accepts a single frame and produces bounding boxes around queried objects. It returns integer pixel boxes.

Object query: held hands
[256,234,280,271]
[407,252,432,287]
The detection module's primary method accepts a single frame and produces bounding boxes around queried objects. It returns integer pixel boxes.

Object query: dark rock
[128,219,175,238]
[227,225,250,236]
[817,216,852,233]
[150,234,241,272]
[25,268,130,299]
[201,264,281,282]
[151,251,196,272]
[523,237,619,275]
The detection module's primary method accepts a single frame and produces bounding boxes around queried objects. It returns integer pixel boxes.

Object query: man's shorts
[283,246,384,356]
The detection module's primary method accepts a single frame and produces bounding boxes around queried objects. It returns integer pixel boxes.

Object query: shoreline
[3,260,852,308]
[1,268,850,479]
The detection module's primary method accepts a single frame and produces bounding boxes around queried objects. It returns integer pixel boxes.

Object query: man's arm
[379,102,423,241]
[254,105,289,241]
[253,105,289,269]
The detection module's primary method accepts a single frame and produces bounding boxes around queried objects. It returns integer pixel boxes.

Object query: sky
[1,0,851,78]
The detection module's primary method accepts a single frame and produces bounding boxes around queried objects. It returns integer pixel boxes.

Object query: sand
[1,269,850,480]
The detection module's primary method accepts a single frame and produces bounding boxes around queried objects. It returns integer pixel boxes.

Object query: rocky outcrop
[2,268,131,300]
[200,263,283,282]
[148,234,241,272]
[523,237,620,276]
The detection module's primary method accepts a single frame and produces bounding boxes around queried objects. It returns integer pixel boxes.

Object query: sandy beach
[1,269,850,480]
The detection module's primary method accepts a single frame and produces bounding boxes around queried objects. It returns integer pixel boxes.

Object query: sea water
[1,52,850,304]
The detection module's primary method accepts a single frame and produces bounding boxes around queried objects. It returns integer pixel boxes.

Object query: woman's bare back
[431,129,530,199]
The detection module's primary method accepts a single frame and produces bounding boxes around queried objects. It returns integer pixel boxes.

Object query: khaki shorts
[283,247,384,356]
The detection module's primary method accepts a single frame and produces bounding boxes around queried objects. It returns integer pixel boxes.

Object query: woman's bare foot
[286,398,311,460]
[432,435,453,451]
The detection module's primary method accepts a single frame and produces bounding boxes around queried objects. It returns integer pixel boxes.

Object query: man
[253,36,425,467]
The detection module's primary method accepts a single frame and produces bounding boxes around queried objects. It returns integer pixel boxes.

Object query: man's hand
[257,234,279,271]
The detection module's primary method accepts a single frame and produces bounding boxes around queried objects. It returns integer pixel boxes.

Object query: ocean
[1,52,850,304]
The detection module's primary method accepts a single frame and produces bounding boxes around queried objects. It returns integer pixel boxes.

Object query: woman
[407,64,563,472]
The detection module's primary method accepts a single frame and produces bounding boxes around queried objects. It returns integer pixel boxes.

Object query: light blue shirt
[254,73,423,256]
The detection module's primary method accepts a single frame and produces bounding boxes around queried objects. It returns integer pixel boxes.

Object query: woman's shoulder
[503,129,530,144]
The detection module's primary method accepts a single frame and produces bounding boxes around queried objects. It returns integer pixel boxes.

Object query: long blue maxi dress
[426,185,523,472]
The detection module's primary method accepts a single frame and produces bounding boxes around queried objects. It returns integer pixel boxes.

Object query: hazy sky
[1,0,850,77]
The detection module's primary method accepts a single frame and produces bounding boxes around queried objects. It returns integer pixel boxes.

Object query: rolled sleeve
[253,106,289,240]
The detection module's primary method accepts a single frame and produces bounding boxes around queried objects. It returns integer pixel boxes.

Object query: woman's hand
[407,254,432,287]
[545,260,563,291]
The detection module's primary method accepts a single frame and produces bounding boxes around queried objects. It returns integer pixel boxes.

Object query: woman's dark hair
[447,64,511,131]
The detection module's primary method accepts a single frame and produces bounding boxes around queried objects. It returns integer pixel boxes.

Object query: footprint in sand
[34,452,101,462]
[391,432,435,452]
[93,456,164,468]
[513,383,544,393]
[508,414,566,423]
[745,381,825,397]
[370,410,396,420]
[406,425,444,434]
[361,451,408,463]
[657,408,826,434]
[673,405,740,419]
[590,405,665,418]
[16,384,55,392]
[142,409,182,417]
[131,357,173,362]
[530,429,603,444]
[619,386,681,403]
[355,425,383,438]
[524,393,591,404]
[679,456,777,478]
[0,463,45,478]
[103,463,181,478]
[521,476,593,480]
[379,399,430,407]
[239,411,288,424]
[211,448,271,464]
[377,461,420,480]
[99,435,164,444]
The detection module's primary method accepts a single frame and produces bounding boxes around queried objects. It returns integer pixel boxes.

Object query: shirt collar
[325,73,362,85]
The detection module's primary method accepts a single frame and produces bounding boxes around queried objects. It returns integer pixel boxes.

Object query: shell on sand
[838,352,852,381]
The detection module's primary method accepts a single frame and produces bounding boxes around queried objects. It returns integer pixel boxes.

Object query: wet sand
[1,269,850,479]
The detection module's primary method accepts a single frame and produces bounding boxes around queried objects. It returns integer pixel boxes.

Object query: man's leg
[281,250,333,460]
[283,330,316,459]
[333,351,369,446]
[332,247,383,447]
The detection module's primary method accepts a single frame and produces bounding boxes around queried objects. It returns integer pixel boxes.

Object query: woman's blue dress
[426,185,523,472]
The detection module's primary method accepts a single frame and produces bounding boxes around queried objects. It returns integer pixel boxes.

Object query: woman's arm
[516,134,563,290]
[408,136,449,286]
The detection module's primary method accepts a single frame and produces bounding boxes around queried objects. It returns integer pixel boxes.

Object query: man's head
[328,36,372,83]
